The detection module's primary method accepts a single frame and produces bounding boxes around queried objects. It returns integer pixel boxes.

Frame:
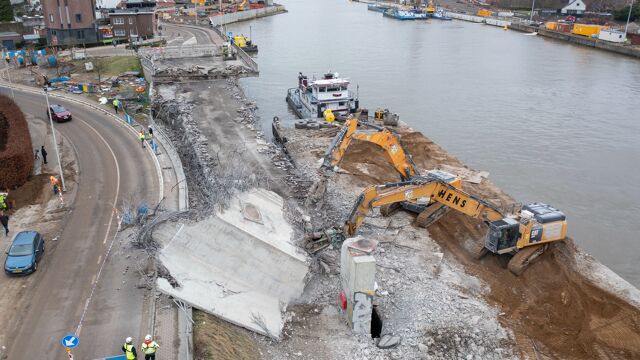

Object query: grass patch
[193,310,261,360]
[70,56,142,77]
[96,56,142,77]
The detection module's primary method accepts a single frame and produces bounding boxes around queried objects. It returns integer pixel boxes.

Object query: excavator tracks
[507,244,548,276]
[415,203,451,228]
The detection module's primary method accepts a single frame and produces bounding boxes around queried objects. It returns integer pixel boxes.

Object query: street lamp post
[624,0,635,39]
[43,87,66,192]
[3,61,15,99]
[529,0,536,23]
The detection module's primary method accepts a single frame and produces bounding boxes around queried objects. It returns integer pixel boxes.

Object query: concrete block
[340,237,377,335]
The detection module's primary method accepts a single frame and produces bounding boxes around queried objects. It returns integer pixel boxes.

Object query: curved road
[162,22,222,45]
[2,88,159,359]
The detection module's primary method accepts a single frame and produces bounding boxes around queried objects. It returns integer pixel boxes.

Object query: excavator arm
[344,173,505,236]
[321,117,417,180]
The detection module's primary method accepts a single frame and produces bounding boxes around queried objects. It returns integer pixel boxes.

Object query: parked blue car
[4,231,45,275]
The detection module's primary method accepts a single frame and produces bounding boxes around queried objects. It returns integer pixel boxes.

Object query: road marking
[74,118,122,335]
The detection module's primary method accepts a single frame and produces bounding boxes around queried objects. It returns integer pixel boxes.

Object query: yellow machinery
[477,9,492,17]
[238,0,247,11]
[323,109,335,123]
[233,35,247,47]
[321,116,417,181]
[424,0,435,13]
[307,171,567,274]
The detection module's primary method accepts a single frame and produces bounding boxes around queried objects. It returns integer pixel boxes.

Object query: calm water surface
[228,0,640,286]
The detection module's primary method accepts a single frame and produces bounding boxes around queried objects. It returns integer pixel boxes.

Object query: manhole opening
[371,305,382,338]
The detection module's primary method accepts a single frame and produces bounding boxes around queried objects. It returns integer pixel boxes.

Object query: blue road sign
[61,334,79,349]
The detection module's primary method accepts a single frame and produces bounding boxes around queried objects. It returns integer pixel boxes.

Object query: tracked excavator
[305,171,567,275]
[306,116,421,207]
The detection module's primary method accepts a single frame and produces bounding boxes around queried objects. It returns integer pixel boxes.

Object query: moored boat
[286,72,359,119]
[367,4,390,12]
[432,9,452,20]
[383,9,430,20]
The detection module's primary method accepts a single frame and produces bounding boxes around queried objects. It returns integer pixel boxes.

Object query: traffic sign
[61,334,79,349]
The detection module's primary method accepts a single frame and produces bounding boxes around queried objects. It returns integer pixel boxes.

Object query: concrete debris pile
[154,63,250,79]
[154,189,309,338]
[153,95,262,211]
[258,126,517,359]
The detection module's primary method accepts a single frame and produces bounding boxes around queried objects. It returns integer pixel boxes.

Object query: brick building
[107,8,157,41]
[42,0,98,45]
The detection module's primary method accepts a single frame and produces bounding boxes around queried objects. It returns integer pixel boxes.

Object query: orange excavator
[306,116,420,207]
[305,171,567,275]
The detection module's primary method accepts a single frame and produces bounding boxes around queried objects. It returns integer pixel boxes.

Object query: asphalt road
[162,22,222,45]
[2,89,159,359]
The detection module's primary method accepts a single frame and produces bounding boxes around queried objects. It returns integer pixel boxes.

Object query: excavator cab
[485,218,520,254]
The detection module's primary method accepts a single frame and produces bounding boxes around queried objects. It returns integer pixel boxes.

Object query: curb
[0,81,167,204]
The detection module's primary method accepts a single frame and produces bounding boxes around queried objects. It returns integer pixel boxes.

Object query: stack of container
[556,22,574,33]
[571,24,609,37]
[545,22,557,30]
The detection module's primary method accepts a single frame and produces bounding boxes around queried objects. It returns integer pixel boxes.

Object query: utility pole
[624,0,635,39]
[529,0,536,23]
[5,62,15,99]
[43,87,66,192]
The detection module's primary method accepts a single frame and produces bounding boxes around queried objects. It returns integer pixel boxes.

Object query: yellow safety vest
[123,343,136,359]
[141,341,159,354]
[113,100,119,107]
[0,195,6,209]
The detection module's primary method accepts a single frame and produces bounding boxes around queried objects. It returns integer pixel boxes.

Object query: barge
[286,72,359,119]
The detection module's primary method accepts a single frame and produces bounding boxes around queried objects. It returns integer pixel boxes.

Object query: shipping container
[598,29,626,43]
[477,9,493,17]
[545,22,557,30]
[556,23,573,32]
[571,24,608,37]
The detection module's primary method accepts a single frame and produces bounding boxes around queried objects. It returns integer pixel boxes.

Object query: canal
[228,0,640,286]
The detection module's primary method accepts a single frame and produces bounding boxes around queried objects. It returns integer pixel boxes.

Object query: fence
[211,25,259,73]
[208,5,286,26]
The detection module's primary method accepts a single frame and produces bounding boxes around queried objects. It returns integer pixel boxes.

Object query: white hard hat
[145,334,152,341]
[126,337,133,343]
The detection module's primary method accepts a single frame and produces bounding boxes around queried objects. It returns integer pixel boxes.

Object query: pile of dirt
[0,95,33,189]
[338,129,640,359]
[193,310,261,360]
[0,112,8,151]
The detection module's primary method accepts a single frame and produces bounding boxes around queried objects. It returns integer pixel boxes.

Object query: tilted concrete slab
[155,189,309,338]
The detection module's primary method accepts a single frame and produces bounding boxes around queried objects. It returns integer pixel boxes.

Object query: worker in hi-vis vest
[122,337,138,359]
[141,334,160,360]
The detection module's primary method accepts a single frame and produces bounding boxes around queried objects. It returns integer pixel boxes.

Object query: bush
[0,95,33,189]
[613,5,640,22]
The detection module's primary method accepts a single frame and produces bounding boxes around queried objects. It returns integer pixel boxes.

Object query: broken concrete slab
[155,188,309,338]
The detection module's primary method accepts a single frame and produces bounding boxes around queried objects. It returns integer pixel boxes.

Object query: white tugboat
[286,72,359,119]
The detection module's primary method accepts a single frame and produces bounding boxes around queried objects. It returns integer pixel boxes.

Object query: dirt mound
[338,129,640,359]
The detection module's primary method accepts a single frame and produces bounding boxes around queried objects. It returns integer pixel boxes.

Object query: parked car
[4,231,45,275]
[47,104,72,122]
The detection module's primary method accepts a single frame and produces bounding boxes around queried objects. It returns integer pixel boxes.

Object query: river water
[228,0,640,286]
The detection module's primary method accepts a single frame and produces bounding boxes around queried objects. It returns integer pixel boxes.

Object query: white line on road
[74,118,121,336]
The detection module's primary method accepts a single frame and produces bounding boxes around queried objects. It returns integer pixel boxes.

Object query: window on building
[113,17,124,25]
[129,17,133,24]
[75,14,81,22]
[49,14,54,23]
[114,29,126,37]
[77,30,85,39]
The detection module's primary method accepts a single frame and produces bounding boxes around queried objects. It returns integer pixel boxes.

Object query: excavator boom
[321,117,417,180]
[337,170,567,275]
[344,172,505,236]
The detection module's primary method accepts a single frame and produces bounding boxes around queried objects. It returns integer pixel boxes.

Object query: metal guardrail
[211,25,259,73]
